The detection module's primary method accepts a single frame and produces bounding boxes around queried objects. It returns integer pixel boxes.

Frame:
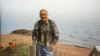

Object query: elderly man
[32,9,60,56]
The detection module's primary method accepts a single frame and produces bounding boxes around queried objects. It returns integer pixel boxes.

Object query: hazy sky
[1,0,100,34]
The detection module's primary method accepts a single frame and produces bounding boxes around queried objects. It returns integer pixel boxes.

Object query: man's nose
[42,15,45,17]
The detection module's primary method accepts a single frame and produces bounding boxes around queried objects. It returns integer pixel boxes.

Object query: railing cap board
[95,46,100,52]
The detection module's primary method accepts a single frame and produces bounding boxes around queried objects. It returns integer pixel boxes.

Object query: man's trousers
[36,44,53,56]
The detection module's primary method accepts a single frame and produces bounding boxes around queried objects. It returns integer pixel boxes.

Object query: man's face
[40,11,48,22]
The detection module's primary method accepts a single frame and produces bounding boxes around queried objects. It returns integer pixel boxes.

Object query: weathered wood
[30,45,36,56]
[96,46,100,56]
[89,46,100,56]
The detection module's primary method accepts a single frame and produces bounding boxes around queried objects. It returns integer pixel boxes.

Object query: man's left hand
[49,42,56,52]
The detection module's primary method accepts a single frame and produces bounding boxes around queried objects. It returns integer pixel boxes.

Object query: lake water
[58,23,100,48]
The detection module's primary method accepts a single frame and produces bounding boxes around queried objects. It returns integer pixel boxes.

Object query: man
[32,9,59,56]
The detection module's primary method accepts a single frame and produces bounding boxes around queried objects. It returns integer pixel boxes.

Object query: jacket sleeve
[52,21,60,43]
[32,22,38,41]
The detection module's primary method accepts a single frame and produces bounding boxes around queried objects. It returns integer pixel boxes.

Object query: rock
[10,29,32,36]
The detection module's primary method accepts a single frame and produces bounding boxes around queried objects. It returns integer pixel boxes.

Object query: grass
[0,43,31,56]
[16,45,30,56]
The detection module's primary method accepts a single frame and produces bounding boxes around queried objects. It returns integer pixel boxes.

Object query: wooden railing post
[30,45,36,56]
[89,46,100,56]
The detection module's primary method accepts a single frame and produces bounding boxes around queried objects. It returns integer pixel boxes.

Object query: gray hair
[40,9,48,14]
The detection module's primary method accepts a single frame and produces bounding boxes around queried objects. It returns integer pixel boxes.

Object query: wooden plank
[30,45,36,56]
[96,46,100,52]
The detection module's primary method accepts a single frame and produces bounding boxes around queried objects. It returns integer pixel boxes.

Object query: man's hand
[49,42,56,52]
[50,43,55,47]
[32,40,36,45]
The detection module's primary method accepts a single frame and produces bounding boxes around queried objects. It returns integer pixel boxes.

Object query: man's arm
[49,20,60,50]
[32,22,38,45]
[52,20,60,44]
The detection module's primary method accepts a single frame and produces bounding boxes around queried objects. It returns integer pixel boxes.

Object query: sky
[1,0,100,35]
